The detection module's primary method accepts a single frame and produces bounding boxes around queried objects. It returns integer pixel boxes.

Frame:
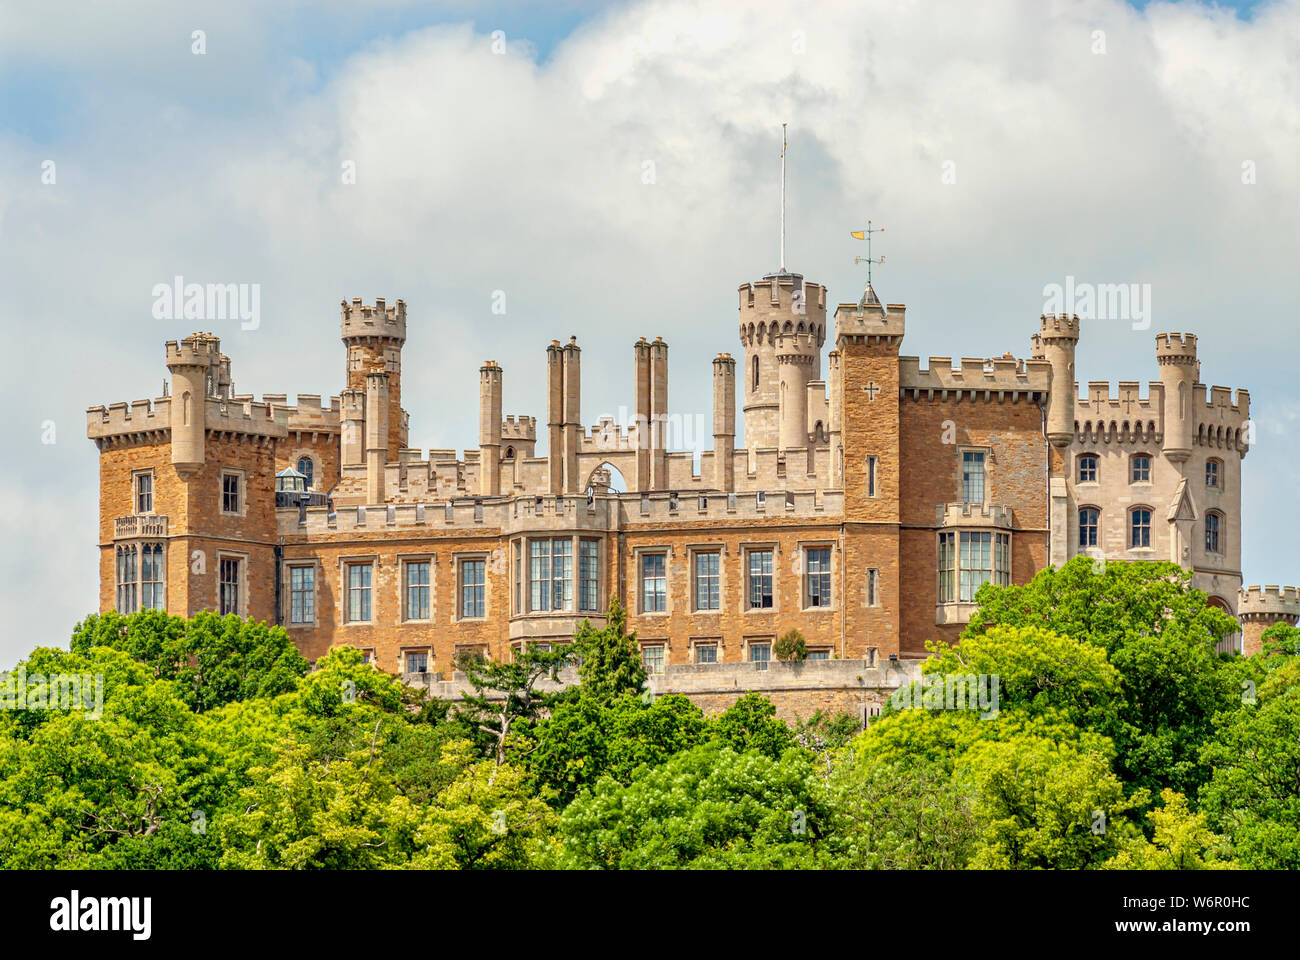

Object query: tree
[70,610,309,713]
[709,693,797,759]
[774,629,808,662]
[551,742,824,869]
[925,624,1121,731]
[964,557,1240,797]
[453,643,570,767]
[956,729,1145,869]
[1103,789,1235,870]
[821,754,981,869]
[530,693,707,805]
[569,598,647,703]
[1198,681,1300,869]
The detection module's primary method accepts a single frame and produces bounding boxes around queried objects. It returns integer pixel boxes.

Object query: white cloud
[0,0,1296,666]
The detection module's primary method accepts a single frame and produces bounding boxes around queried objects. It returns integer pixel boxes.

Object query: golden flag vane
[850,220,886,312]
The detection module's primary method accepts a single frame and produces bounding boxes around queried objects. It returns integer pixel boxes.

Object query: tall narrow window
[641,553,666,613]
[805,547,831,607]
[579,539,600,612]
[1077,454,1098,483]
[289,566,315,624]
[219,557,241,616]
[513,541,522,615]
[694,552,720,611]
[529,538,551,612]
[1130,508,1152,548]
[866,568,879,607]
[962,452,985,504]
[1079,507,1099,547]
[296,456,314,490]
[346,562,372,622]
[222,472,240,514]
[115,545,138,614]
[866,456,878,497]
[460,559,486,618]
[994,533,1011,587]
[752,356,759,391]
[551,539,572,612]
[747,549,773,609]
[1205,512,1222,554]
[405,561,430,620]
[1205,459,1221,489]
[958,531,993,602]
[938,533,956,603]
[135,472,154,514]
[1131,454,1151,483]
[140,543,164,610]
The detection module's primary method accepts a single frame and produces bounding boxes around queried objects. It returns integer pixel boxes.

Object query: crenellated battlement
[87,397,171,440]
[1039,313,1080,341]
[502,415,536,441]
[1076,380,1163,413]
[833,300,907,347]
[1238,585,1300,621]
[898,355,1049,398]
[165,332,222,369]
[1155,332,1197,365]
[341,297,407,344]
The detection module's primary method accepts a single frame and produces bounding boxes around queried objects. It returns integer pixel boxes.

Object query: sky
[0,0,1296,668]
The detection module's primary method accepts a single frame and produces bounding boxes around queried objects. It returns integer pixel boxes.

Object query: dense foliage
[2,558,1295,869]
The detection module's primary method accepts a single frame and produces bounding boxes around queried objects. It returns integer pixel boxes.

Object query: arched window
[1130,454,1151,483]
[1205,511,1223,554]
[1205,458,1222,490]
[296,456,314,490]
[1130,507,1152,548]
[504,446,515,460]
[1078,507,1099,547]
[752,356,760,391]
[1077,454,1098,483]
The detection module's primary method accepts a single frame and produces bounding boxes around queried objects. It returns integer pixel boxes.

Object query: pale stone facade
[88,266,1295,708]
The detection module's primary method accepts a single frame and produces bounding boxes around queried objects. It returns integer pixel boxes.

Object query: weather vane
[850,220,886,312]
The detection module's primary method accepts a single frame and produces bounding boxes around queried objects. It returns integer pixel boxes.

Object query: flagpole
[779,122,787,273]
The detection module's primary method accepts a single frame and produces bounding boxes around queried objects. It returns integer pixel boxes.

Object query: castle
[87,263,1298,714]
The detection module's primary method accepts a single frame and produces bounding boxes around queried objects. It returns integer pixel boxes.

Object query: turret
[365,369,389,503]
[1238,585,1300,656]
[479,361,503,496]
[739,273,827,460]
[341,298,407,461]
[827,349,843,487]
[563,337,582,494]
[1156,332,1197,463]
[165,332,222,478]
[712,352,736,492]
[633,338,651,491]
[1038,314,1079,448]
[649,337,669,489]
[546,341,564,494]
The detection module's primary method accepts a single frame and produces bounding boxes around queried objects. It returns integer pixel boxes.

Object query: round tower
[479,361,503,496]
[1156,332,1198,463]
[738,273,826,457]
[341,298,407,461]
[165,332,222,478]
[712,352,736,492]
[1237,585,1300,657]
[1038,314,1079,448]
